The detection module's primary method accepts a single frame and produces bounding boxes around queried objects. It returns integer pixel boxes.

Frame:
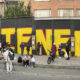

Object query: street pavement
[0,64,80,80]
[0,54,80,69]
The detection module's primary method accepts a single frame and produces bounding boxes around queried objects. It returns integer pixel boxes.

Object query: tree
[0,14,2,18]
[26,5,31,16]
[4,2,31,18]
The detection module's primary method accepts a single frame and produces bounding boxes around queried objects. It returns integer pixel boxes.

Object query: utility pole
[32,17,36,55]
[0,19,1,42]
[0,19,2,48]
[70,19,75,56]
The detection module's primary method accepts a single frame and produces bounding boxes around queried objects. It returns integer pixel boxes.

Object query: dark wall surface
[0,18,80,55]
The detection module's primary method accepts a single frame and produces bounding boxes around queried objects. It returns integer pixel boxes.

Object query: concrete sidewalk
[34,55,80,69]
[0,54,80,69]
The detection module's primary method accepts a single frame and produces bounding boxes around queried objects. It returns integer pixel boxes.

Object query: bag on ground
[64,52,68,58]
[18,56,22,63]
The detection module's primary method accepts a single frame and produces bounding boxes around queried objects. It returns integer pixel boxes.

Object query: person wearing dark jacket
[66,38,71,60]
[36,42,42,55]
[58,44,61,57]
[20,42,25,56]
[26,44,30,55]
[2,42,7,49]
[51,43,57,60]
[58,44,65,57]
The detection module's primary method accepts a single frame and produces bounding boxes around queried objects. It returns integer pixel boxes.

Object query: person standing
[20,42,25,56]
[2,48,13,73]
[65,38,71,60]
[2,42,7,49]
[26,43,30,55]
[36,42,42,55]
[66,44,71,60]
[58,43,61,57]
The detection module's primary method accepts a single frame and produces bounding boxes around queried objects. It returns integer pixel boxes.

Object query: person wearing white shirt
[2,48,13,73]
[23,55,30,67]
[29,55,35,68]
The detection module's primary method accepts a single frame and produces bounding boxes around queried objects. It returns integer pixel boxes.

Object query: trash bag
[18,56,22,63]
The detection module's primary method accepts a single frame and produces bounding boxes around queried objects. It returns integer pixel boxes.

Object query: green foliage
[0,14,2,18]
[4,2,31,18]
[26,5,31,16]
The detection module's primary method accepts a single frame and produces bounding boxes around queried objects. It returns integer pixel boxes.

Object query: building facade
[0,0,2,2]
[0,0,5,16]
[0,0,30,17]
[19,0,30,7]
[30,0,80,18]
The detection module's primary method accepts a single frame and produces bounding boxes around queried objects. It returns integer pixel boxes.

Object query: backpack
[8,51,15,60]
[18,56,22,63]
[9,48,15,53]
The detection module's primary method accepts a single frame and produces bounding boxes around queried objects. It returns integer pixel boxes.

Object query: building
[19,0,30,7]
[30,0,80,18]
[0,0,5,16]
[0,0,30,17]
[0,0,19,17]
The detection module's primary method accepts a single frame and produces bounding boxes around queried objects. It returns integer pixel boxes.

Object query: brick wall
[31,0,80,17]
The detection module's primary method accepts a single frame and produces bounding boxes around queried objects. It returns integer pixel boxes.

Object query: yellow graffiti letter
[36,29,52,55]
[75,31,80,56]
[17,27,32,54]
[54,29,70,55]
[1,28,15,49]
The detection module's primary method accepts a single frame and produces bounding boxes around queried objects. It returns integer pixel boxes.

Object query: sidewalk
[34,55,80,69]
[0,54,80,69]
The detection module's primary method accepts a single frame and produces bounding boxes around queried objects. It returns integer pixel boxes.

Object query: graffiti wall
[1,17,34,55]
[0,18,80,56]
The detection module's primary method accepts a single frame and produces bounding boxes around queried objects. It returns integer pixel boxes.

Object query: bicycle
[47,50,55,64]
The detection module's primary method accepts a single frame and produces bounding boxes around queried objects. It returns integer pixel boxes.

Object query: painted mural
[0,27,78,56]
[1,18,80,56]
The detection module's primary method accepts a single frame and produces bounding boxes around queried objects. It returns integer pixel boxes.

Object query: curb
[35,64,80,70]
[0,60,80,70]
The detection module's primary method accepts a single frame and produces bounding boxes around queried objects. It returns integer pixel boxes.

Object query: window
[77,9,80,16]
[34,10,51,17]
[56,0,74,1]
[58,9,73,17]
[34,0,50,1]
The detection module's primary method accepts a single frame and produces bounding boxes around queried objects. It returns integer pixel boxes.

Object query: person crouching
[29,55,35,68]
[23,55,30,67]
